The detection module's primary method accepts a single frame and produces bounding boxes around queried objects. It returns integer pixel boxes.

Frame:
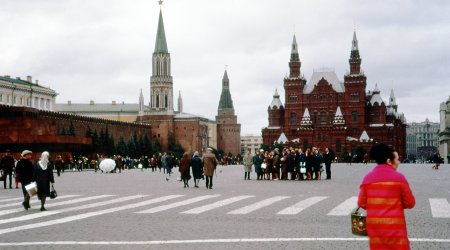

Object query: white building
[439,96,450,163]
[241,135,262,155]
[0,75,57,111]
[406,119,439,161]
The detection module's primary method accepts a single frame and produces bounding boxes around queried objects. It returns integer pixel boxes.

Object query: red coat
[179,156,190,180]
[358,164,415,250]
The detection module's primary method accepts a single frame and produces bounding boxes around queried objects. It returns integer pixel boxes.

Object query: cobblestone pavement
[0,163,449,250]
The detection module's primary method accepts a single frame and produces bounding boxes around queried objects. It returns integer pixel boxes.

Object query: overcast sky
[1,0,449,135]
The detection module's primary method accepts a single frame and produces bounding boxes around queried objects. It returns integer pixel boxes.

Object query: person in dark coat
[1,149,15,189]
[33,151,55,211]
[252,150,263,180]
[323,148,334,180]
[305,148,313,180]
[190,151,203,188]
[312,147,323,180]
[15,150,34,210]
[54,155,65,177]
[179,152,191,188]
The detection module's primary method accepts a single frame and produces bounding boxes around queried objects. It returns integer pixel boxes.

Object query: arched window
[165,95,168,108]
[352,111,358,123]
[156,95,160,108]
[336,139,341,152]
[290,112,297,125]
[320,112,327,124]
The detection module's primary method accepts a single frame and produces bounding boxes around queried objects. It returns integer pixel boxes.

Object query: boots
[40,197,47,211]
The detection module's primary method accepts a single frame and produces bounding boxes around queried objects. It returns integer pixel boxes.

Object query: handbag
[351,207,367,236]
[300,167,306,174]
[25,182,38,197]
[261,163,266,170]
[0,170,4,181]
[49,184,57,199]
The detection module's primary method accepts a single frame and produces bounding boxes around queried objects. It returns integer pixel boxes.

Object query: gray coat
[243,153,253,172]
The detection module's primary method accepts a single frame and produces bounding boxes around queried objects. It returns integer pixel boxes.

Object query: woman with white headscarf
[33,151,55,211]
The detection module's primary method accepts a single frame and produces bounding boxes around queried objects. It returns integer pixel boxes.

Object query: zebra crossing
[0,193,449,235]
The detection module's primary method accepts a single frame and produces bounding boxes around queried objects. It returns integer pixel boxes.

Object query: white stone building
[406,119,439,161]
[439,96,450,163]
[0,75,57,110]
[241,135,262,155]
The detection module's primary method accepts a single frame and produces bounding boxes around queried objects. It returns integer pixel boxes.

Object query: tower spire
[138,88,144,116]
[177,91,183,113]
[150,3,173,114]
[218,69,234,110]
[154,8,168,53]
[289,34,301,78]
[349,31,362,75]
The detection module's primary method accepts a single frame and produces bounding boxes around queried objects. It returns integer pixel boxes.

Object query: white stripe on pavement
[0,195,147,225]
[137,195,220,214]
[327,196,358,216]
[0,238,450,245]
[277,196,328,215]
[0,195,184,236]
[430,198,450,218]
[0,197,24,203]
[181,195,254,214]
[0,195,112,216]
[0,195,81,214]
[228,196,290,215]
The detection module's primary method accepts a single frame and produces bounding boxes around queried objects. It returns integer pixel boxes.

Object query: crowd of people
[242,147,334,181]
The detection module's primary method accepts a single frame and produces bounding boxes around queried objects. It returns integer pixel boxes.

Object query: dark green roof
[218,70,234,110]
[0,75,49,89]
[154,9,168,53]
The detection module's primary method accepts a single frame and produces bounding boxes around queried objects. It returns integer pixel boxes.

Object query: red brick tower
[216,70,241,155]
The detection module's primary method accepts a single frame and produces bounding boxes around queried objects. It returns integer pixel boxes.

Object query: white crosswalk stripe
[0,195,111,216]
[228,196,290,215]
[136,195,220,214]
[0,197,24,203]
[0,195,147,225]
[327,196,358,216]
[277,196,328,215]
[0,195,184,236]
[182,195,254,214]
[429,198,450,218]
[0,195,80,213]
[0,194,448,236]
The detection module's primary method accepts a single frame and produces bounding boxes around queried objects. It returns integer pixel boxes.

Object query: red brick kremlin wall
[0,104,150,157]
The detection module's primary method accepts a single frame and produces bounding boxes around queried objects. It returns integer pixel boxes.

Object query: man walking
[15,150,34,210]
[1,150,15,189]
[203,148,218,189]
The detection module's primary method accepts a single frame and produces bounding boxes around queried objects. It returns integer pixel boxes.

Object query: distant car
[402,159,410,163]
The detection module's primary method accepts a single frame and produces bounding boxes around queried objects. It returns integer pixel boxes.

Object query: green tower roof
[154,9,168,53]
[218,70,234,110]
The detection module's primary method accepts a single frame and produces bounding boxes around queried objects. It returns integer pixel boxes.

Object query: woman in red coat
[179,153,191,188]
[358,143,415,250]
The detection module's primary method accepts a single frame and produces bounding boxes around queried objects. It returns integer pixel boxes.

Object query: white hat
[21,150,32,157]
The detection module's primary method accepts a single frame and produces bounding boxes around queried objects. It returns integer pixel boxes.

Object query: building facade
[439,96,450,163]
[406,119,439,161]
[262,32,407,158]
[0,75,57,111]
[55,100,150,123]
[240,135,262,155]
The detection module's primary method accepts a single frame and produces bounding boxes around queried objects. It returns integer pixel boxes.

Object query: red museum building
[262,32,406,159]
